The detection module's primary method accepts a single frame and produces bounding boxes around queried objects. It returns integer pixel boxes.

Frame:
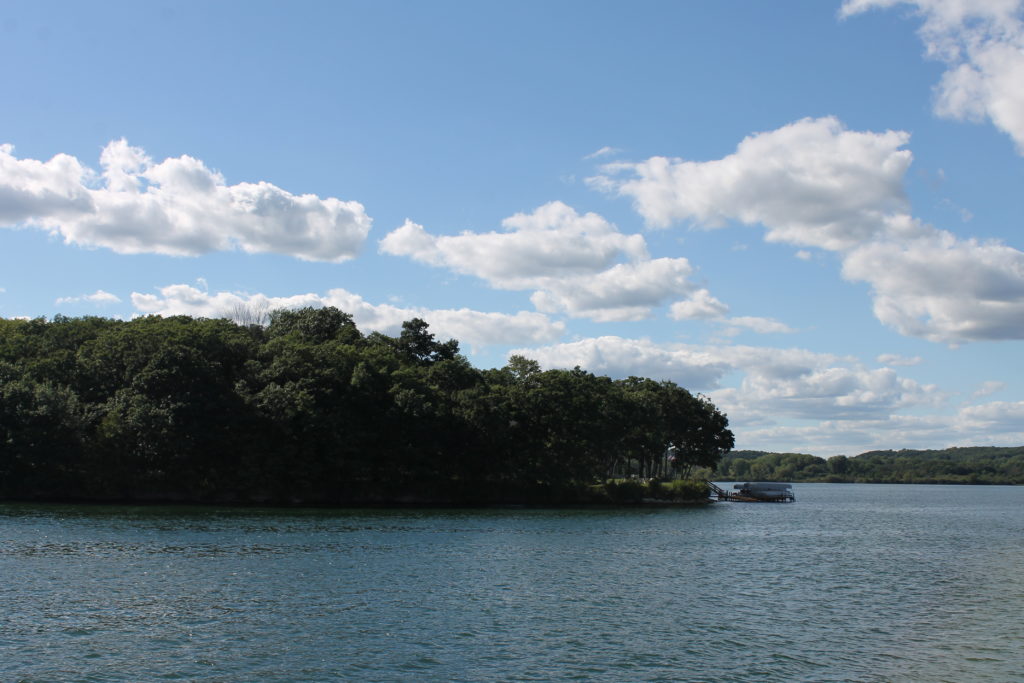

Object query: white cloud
[55,289,122,306]
[318,288,565,348]
[842,232,1024,343]
[671,291,794,336]
[842,0,1024,153]
[591,117,1024,344]
[380,202,707,322]
[713,363,942,424]
[734,399,1024,456]
[380,202,648,288]
[131,284,323,320]
[530,258,697,322]
[669,288,730,320]
[972,380,1006,397]
[957,399,1024,433]
[0,141,372,261]
[513,337,944,436]
[877,353,923,366]
[510,336,731,388]
[130,284,564,351]
[0,144,93,224]
[589,116,914,251]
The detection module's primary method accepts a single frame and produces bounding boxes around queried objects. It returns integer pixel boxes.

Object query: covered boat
[731,482,795,502]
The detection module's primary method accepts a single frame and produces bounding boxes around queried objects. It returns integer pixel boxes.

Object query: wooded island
[0,309,733,505]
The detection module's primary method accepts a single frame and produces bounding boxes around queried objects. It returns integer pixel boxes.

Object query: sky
[2,0,1023,456]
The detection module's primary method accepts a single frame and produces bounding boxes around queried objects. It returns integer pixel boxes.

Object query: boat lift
[706,481,795,503]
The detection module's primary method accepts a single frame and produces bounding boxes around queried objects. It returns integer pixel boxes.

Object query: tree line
[0,309,734,505]
[714,447,1024,485]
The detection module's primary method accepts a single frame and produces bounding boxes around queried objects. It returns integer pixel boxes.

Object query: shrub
[603,478,648,503]
[661,479,709,501]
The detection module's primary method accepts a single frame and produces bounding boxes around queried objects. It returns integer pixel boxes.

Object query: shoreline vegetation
[0,309,731,506]
[714,448,1024,486]
[3,310,1019,508]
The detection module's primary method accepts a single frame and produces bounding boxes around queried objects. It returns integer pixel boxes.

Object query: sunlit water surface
[2,484,1022,682]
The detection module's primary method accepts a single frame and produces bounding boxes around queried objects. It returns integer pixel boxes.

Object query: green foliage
[267,307,360,344]
[591,478,709,503]
[717,448,1024,485]
[660,479,710,501]
[0,309,736,504]
[603,479,649,502]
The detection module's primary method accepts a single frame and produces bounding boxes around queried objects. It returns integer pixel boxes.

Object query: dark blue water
[1,484,1021,682]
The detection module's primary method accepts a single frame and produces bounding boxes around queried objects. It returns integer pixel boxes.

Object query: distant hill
[715,446,1024,484]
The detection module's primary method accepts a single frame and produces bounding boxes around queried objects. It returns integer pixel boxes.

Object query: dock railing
[704,480,731,500]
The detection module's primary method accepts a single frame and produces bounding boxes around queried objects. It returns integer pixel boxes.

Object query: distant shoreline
[714,447,1024,486]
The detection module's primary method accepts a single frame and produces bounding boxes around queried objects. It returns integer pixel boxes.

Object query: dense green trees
[715,448,1024,485]
[0,309,733,504]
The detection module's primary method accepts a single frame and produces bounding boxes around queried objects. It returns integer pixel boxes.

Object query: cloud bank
[514,336,940,419]
[591,116,1024,344]
[0,141,372,261]
[381,201,718,323]
[131,284,564,351]
[510,334,1024,455]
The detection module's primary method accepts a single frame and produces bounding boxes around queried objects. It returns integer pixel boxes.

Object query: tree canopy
[715,448,1024,485]
[0,309,734,505]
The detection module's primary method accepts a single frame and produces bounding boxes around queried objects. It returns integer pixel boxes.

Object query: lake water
[1,484,1021,682]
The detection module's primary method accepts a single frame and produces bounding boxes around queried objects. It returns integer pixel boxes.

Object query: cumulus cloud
[842,0,1024,152]
[380,202,648,288]
[0,140,372,261]
[131,284,323,320]
[512,335,978,455]
[670,290,794,337]
[591,117,1024,344]
[589,117,914,250]
[509,336,731,389]
[55,289,122,306]
[712,361,942,424]
[0,145,93,224]
[842,232,1024,343]
[530,258,697,322]
[957,399,1024,433]
[380,202,710,322]
[669,288,730,320]
[130,284,564,351]
[512,336,944,429]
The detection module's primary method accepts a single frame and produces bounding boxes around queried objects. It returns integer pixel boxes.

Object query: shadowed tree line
[714,448,1024,485]
[0,309,733,505]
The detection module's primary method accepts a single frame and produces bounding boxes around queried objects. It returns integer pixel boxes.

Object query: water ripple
[1,485,1021,681]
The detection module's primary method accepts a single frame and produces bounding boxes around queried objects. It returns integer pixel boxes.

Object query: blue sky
[3,0,1023,456]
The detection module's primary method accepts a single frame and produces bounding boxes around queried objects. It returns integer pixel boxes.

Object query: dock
[706,481,795,503]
